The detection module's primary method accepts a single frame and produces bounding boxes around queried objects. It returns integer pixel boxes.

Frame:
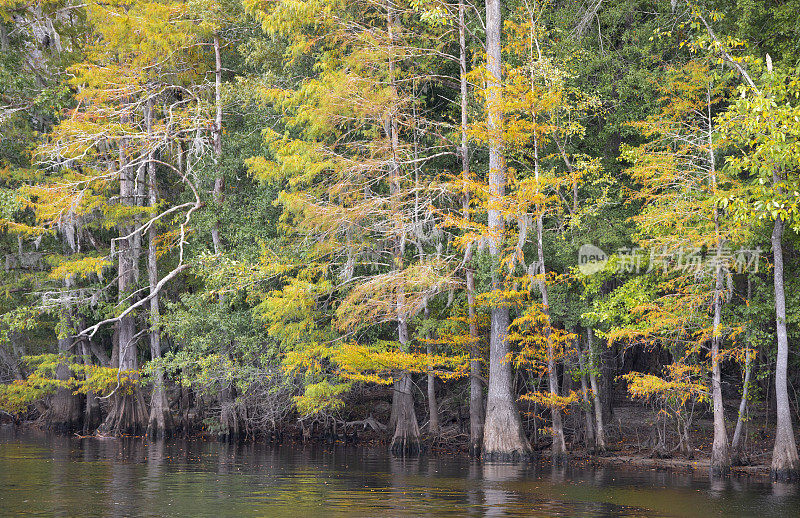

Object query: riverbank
[3,425,797,518]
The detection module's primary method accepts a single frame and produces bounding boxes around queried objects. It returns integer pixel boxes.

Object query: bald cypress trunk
[97,129,147,436]
[385,1,420,457]
[145,99,173,438]
[50,326,83,434]
[481,0,530,460]
[770,211,800,480]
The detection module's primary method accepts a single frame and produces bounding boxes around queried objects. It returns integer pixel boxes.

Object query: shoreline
[7,421,777,481]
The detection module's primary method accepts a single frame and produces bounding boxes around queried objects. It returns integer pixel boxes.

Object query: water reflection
[0,425,797,517]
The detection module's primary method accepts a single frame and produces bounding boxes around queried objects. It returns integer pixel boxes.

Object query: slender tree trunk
[0,22,9,52]
[708,92,730,477]
[481,0,530,460]
[731,276,752,462]
[145,99,173,438]
[459,0,484,457]
[575,331,595,448]
[526,8,564,458]
[534,132,566,458]
[426,342,439,435]
[709,248,730,475]
[770,210,799,480]
[731,346,752,460]
[587,328,606,451]
[211,33,224,255]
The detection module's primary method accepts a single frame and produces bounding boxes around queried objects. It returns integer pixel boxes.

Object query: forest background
[3,0,800,480]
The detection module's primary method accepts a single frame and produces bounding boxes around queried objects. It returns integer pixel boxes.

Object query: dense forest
[2,0,800,481]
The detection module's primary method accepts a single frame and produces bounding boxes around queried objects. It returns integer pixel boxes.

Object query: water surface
[0,426,797,517]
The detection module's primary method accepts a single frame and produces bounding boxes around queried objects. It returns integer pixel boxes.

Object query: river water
[1,426,798,517]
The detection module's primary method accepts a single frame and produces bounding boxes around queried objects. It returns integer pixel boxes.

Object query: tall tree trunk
[385,1,420,457]
[0,22,9,52]
[731,276,753,463]
[459,0,484,457]
[391,331,420,455]
[771,210,800,480]
[211,33,224,255]
[587,328,606,451]
[97,129,147,436]
[481,0,530,460]
[575,331,595,448]
[708,91,730,477]
[534,132,566,458]
[526,7,564,458]
[145,99,173,438]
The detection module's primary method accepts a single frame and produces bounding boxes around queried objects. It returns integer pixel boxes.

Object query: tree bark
[145,98,173,438]
[587,328,606,451]
[391,370,421,456]
[770,212,799,480]
[49,322,83,434]
[575,331,595,448]
[481,0,530,461]
[731,276,752,463]
[211,33,224,255]
[708,91,730,477]
[459,0,484,457]
[97,127,147,436]
[426,342,439,435]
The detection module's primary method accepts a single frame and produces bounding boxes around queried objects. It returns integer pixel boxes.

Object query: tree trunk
[211,33,224,255]
[0,22,9,52]
[459,0,484,457]
[771,213,800,480]
[145,98,173,438]
[731,276,752,463]
[80,335,101,434]
[384,1,421,457]
[97,131,147,436]
[426,343,439,435]
[481,0,530,461]
[587,328,606,451]
[50,328,83,434]
[534,136,565,458]
[708,92,730,477]
[575,331,595,448]
[391,370,421,456]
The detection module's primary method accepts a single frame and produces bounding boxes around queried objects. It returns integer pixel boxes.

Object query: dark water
[1,426,798,517]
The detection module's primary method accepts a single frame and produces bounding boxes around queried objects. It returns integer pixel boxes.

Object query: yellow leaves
[622,362,709,411]
[331,341,468,384]
[48,255,112,283]
[520,389,581,410]
[510,302,575,374]
[294,380,350,416]
[0,354,141,415]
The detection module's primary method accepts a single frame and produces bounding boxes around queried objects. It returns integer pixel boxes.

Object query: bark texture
[390,370,421,456]
[770,214,799,480]
[481,0,530,461]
